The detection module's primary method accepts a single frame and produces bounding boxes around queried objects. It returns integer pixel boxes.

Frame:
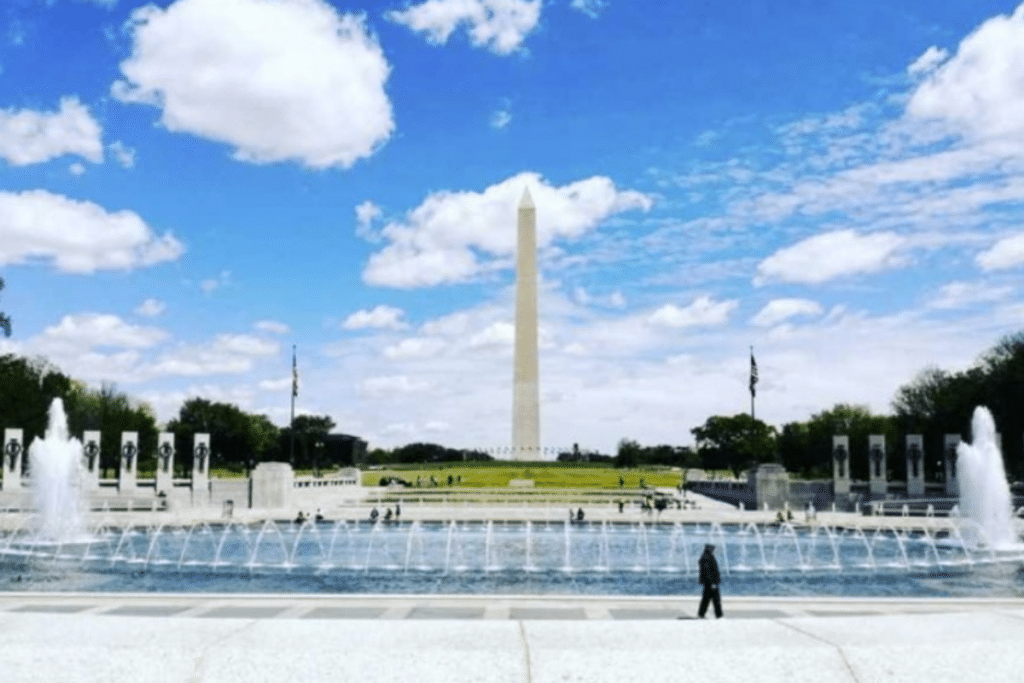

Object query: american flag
[749,349,758,398]
[292,346,298,398]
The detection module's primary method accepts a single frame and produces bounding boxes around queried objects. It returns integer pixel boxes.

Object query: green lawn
[361,464,684,489]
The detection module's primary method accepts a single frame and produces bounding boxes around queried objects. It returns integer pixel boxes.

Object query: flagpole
[290,344,296,466]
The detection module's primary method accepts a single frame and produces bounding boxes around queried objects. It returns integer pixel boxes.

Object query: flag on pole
[291,346,298,398]
[749,348,758,398]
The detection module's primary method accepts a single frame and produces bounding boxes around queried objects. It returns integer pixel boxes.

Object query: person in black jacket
[697,544,723,618]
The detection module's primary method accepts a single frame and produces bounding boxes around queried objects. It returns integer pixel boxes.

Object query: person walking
[697,544,723,619]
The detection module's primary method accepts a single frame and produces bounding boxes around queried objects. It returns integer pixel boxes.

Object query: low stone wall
[787,480,833,510]
[686,479,755,509]
[687,472,835,511]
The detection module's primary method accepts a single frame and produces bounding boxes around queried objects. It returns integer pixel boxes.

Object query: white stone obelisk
[512,188,540,461]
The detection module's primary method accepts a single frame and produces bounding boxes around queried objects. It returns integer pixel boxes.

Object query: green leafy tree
[977,332,1024,479]
[246,414,280,469]
[690,414,777,477]
[281,414,335,470]
[777,421,815,476]
[64,382,158,476]
[167,398,256,474]
[892,332,1024,481]
[615,438,641,468]
[0,355,72,453]
[614,439,696,468]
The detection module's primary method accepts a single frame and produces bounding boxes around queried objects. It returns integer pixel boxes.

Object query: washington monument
[512,188,540,461]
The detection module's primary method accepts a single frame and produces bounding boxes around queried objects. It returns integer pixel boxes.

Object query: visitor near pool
[697,544,723,619]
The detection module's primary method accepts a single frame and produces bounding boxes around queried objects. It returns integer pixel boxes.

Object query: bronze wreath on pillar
[194,442,209,472]
[5,439,21,470]
[833,443,848,479]
[158,442,173,473]
[85,440,99,471]
[121,441,137,470]
[870,445,884,478]
[907,443,922,479]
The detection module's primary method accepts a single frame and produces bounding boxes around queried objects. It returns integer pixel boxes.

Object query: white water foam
[29,398,85,542]
[957,406,1017,549]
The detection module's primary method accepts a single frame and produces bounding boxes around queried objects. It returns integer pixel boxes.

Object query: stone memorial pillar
[250,462,294,510]
[3,428,25,489]
[868,435,887,498]
[192,433,210,504]
[119,431,139,492]
[943,434,961,497]
[156,432,175,496]
[82,430,101,491]
[832,435,850,496]
[906,434,925,497]
[752,463,790,510]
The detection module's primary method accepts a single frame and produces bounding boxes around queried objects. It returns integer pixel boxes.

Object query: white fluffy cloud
[0,97,103,166]
[468,321,513,347]
[258,377,292,392]
[364,172,653,287]
[977,234,1024,271]
[355,200,382,238]
[928,281,1013,309]
[750,298,823,327]
[570,0,606,19]
[490,103,512,129]
[0,190,183,272]
[388,0,541,55]
[907,45,949,77]
[254,320,290,334]
[343,305,407,330]
[755,230,906,285]
[647,296,737,329]
[361,374,432,397]
[151,334,278,376]
[109,141,136,168]
[383,337,446,360]
[200,270,231,293]
[114,0,393,169]
[906,5,1024,141]
[38,313,167,351]
[135,298,166,317]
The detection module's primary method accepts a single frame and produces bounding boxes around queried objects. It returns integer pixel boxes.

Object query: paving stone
[723,609,788,619]
[104,605,189,617]
[510,607,586,620]
[408,607,486,619]
[198,606,286,619]
[302,606,387,619]
[609,608,681,620]
[12,604,93,614]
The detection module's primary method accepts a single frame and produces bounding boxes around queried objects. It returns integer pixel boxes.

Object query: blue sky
[2,0,1024,455]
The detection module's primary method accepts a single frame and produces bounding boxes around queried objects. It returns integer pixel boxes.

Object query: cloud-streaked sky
[2,0,1024,455]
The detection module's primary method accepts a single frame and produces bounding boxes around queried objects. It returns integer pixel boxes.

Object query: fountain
[956,406,1017,549]
[2,402,1024,598]
[27,399,85,543]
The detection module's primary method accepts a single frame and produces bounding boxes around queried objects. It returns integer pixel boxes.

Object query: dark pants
[698,585,722,618]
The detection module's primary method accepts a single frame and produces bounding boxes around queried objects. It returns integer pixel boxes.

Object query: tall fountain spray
[29,398,86,542]
[957,406,1017,549]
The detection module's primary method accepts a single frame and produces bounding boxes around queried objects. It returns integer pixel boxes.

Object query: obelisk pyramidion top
[512,186,540,461]
[519,186,534,209]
